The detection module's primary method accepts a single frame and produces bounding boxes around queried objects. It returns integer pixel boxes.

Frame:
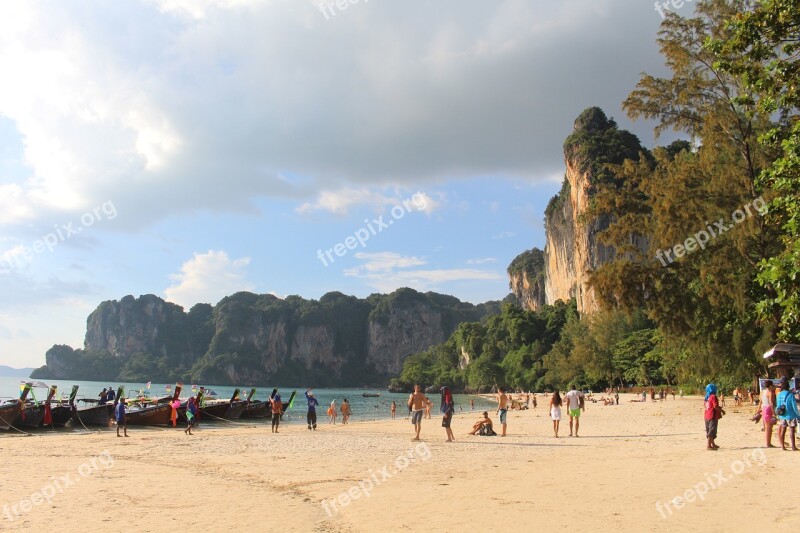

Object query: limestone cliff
[32,288,498,386]
[509,107,646,314]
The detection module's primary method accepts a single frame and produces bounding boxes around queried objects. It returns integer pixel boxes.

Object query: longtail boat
[125,384,183,426]
[240,388,269,418]
[45,385,79,427]
[73,386,122,427]
[199,388,246,420]
[0,383,31,430]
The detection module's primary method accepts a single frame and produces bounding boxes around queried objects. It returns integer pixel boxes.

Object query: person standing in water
[390,400,397,419]
[341,398,351,424]
[441,386,455,442]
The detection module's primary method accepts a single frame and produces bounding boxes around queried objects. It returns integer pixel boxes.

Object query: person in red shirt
[704,383,725,450]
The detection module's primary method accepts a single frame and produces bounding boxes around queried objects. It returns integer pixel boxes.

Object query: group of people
[402,384,588,441]
[323,397,352,425]
[705,378,799,451]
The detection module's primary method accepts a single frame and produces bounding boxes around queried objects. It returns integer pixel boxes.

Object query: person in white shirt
[564,385,585,437]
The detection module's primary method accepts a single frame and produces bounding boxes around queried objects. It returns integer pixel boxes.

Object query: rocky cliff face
[33,288,497,385]
[509,107,645,314]
[543,158,617,313]
[367,301,446,375]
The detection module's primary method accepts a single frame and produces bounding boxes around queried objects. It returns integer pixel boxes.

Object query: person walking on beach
[408,384,431,441]
[496,387,509,436]
[185,396,197,435]
[776,379,799,451]
[550,390,563,437]
[270,391,283,433]
[704,383,724,450]
[761,380,776,447]
[565,385,584,437]
[390,400,397,419]
[441,386,455,442]
[305,388,319,430]
[115,397,128,437]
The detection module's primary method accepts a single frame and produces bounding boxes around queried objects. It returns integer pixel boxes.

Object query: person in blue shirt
[115,397,128,437]
[776,379,799,451]
[106,387,116,403]
[305,388,319,430]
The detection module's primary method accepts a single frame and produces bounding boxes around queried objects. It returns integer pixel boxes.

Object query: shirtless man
[468,412,494,435]
[408,384,431,441]
[497,387,509,436]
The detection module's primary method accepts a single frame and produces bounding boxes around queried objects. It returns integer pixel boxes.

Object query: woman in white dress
[550,390,563,438]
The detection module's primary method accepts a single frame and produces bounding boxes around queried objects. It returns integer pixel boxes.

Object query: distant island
[0,365,34,378]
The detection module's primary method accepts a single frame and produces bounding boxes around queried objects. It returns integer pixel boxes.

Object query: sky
[0,0,689,368]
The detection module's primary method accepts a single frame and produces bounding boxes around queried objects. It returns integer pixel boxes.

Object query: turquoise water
[0,377,496,422]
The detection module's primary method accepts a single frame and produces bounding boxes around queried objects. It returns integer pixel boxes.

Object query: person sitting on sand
[468,411,494,435]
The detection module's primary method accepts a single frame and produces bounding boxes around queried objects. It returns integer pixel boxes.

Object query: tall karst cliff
[32,289,501,386]
[509,107,646,314]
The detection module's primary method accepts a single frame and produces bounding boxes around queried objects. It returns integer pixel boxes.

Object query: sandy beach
[1,394,796,532]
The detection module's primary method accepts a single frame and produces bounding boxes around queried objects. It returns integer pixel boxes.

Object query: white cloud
[0,0,663,229]
[344,251,502,293]
[466,257,497,265]
[297,188,442,216]
[164,250,254,308]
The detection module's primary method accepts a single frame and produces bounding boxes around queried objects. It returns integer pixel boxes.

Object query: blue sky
[0,0,678,367]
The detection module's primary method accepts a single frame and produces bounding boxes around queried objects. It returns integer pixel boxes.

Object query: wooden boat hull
[16,405,45,428]
[124,403,173,426]
[0,402,22,431]
[240,401,269,418]
[74,404,114,426]
[45,405,74,427]
[199,401,246,420]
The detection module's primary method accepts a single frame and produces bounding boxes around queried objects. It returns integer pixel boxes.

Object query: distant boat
[362,392,381,398]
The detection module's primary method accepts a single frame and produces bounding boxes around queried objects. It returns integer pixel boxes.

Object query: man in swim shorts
[564,384,585,437]
[496,387,509,436]
[408,384,431,441]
